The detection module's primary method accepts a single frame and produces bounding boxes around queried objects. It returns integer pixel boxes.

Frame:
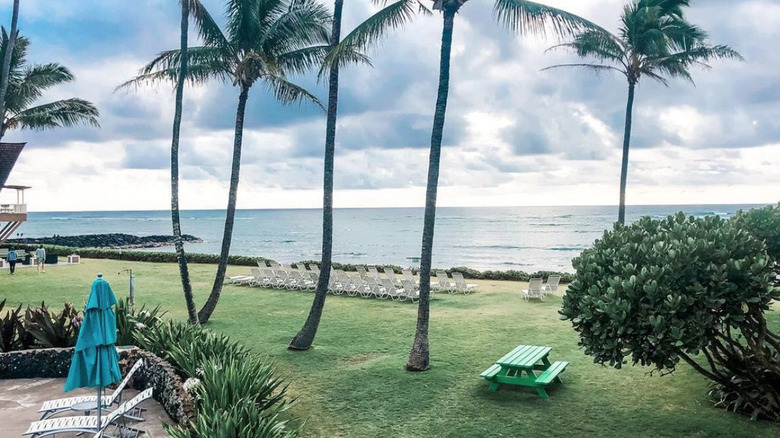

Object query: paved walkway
[0,378,172,437]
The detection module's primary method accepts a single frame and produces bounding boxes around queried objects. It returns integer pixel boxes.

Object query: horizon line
[24,202,774,214]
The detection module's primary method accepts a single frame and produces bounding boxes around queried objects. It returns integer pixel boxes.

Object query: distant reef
[7,233,203,249]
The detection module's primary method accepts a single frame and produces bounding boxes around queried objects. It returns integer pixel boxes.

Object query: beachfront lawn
[2,259,778,437]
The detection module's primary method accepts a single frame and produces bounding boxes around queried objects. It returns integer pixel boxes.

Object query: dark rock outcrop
[8,233,202,249]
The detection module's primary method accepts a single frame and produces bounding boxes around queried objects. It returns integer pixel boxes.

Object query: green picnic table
[480,345,569,399]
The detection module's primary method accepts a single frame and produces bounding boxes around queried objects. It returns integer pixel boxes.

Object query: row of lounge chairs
[226,262,479,303]
[521,275,561,301]
[25,360,151,438]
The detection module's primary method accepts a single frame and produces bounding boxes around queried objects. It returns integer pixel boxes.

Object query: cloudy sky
[1,0,778,212]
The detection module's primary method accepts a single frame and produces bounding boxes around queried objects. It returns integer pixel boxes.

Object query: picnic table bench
[480,345,568,399]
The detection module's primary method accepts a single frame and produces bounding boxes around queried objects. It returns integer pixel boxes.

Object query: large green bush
[561,212,780,421]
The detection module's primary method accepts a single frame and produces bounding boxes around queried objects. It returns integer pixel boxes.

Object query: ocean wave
[280,240,296,243]
[549,246,588,251]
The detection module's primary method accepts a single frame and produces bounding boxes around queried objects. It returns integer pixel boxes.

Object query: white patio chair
[402,269,417,285]
[379,278,405,300]
[522,278,545,301]
[367,266,380,278]
[25,388,153,438]
[356,266,369,278]
[400,279,420,303]
[451,272,478,294]
[307,264,320,275]
[383,268,400,285]
[542,275,561,296]
[435,271,457,294]
[39,360,145,420]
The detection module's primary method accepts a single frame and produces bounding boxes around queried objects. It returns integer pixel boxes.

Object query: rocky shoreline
[7,233,203,249]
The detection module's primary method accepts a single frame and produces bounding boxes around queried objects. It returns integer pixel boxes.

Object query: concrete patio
[0,378,172,437]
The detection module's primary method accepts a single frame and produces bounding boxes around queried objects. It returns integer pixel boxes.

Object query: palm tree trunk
[172,0,198,325]
[406,5,456,372]
[0,0,20,139]
[617,81,635,225]
[198,84,250,324]
[288,0,343,351]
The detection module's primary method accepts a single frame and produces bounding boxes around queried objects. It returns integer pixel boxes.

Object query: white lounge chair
[542,275,561,296]
[435,271,457,294]
[451,272,478,294]
[38,360,145,420]
[402,269,417,285]
[379,278,405,300]
[522,278,545,301]
[367,266,380,278]
[383,268,400,285]
[356,266,369,278]
[25,388,153,438]
[400,279,420,303]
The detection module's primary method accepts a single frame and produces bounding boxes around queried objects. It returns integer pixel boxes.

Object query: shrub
[136,321,249,379]
[139,322,299,437]
[0,299,24,352]
[732,203,780,281]
[24,302,82,348]
[115,298,165,346]
[561,212,780,421]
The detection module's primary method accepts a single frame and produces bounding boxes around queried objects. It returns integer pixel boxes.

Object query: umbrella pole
[97,386,102,430]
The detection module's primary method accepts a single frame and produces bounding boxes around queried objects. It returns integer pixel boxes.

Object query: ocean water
[13,204,765,273]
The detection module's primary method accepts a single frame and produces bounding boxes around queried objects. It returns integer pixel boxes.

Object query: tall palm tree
[406,0,598,372]
[170,0,199,325]
[0,32,100,140]
[288,0,420,351]
[121,0,331,324]
[0,0,20,120]
[544,0,742,224]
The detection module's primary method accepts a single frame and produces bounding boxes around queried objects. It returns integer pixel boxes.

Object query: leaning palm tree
[169,0,199,325]
[0,31,100,140]
[121,0,331,324]
[0,0,20,120]
[544,0,742,224]
[288,0,420,351]
[406,0,598,372]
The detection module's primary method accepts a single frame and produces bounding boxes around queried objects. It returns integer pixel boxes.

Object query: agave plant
[24,301,81,348]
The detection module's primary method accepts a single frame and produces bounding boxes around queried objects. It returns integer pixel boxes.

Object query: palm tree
[0,0,20,120]
[544,0,742,224]
[170,0,199,325]
[288,0,419,351]
[121,0,331,324]
[0,31,100,140]
[407,0,598,372]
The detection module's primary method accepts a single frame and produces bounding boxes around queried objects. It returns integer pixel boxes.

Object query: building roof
[0,142,26,194]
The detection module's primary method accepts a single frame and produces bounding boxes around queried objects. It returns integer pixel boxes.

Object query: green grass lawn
[2,259,778,437]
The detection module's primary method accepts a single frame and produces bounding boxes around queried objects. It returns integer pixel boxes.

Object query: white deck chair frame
[25,388,153,438]
[542,275,561,296]
[451,272,478,294]
[522,278,545,301]
[39,360,145,420]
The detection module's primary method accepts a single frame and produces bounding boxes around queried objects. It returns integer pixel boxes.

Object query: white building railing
[0,203,26,214]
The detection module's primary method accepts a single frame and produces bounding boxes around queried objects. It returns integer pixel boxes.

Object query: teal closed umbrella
[64,273,122,429]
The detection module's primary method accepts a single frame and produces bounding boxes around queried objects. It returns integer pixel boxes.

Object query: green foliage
[732,203,780,273]
[140,322,299,437]
[136,320,249,379]
[114,297,166,346]
[0,299,25,352]
[23,301,82,348]
[562,212,780,421]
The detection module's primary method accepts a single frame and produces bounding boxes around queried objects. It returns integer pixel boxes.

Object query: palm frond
[9,98,99,131]
[332,0,417,59]
[186,0,232,51]
[261,73,324,110]
[117,46,230,90]
[6,63,75,113]
[493,0,603,39]
[542,63,624,77]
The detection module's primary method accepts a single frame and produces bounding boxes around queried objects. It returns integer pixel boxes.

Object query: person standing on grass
[7,248,18,274]
[35,245,46,273]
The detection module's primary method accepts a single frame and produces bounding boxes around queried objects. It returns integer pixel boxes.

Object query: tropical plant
[114,297,166,346]
[544,0,742,224]
[406,0,598,372]
[0,0,20,120]
[23,301,82,348]
[167,358,297,437]
[120,0,331,324]
[136,320,249,378]
[288,0,420,350]
[0,299,24,352]
[732,203,780,278]
[0,31,100,140]
[561,213,780,421]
